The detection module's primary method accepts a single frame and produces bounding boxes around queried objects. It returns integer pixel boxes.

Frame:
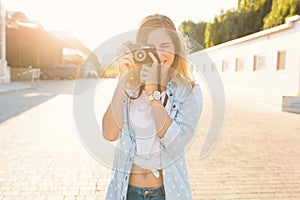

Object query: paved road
[0,80,75,123]
[0,79,300,199]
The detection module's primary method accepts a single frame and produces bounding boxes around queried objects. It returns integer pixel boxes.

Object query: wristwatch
[147,90,161,102]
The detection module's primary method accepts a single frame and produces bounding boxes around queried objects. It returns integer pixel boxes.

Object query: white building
[189,15,300,113]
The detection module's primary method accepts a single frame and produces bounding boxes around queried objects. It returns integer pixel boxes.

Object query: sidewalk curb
[0,83,32,94]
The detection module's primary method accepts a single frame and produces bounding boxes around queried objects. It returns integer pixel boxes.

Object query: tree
[205,0,271,48]
[263,0,300,29]
[179,20,206,53]
[238,0,269,11]
[179,0,299,50]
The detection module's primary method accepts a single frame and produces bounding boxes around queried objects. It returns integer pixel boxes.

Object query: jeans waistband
[127,184,165,197]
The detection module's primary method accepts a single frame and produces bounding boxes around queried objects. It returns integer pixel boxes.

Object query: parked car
[85,69,98,78]
[40,64,78,80]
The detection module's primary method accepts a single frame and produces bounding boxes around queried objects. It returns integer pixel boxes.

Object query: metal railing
[17,66,41,88]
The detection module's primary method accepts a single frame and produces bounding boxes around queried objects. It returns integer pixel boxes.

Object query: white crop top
[129,90,170,177]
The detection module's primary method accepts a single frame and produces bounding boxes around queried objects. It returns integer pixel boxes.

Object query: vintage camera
[124,44,161,99]
[127,44,160,65]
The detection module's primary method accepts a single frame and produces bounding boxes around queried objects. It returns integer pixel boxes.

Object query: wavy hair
[136,14,194,84]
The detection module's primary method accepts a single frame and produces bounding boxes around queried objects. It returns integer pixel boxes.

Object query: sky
[5,0,237,51]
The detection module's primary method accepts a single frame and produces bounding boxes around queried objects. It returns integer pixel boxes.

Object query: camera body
[127,44,159,65]
[124,43,161,99]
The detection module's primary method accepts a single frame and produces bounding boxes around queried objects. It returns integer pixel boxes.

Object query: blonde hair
[136,14,194,84]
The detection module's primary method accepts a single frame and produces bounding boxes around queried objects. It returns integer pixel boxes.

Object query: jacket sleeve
[160,84,202,160]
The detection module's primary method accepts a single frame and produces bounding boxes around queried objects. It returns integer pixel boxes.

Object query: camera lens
[134,50,147,63]
[137,52,144,59]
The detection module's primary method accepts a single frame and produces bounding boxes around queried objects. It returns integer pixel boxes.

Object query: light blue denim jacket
[105,74,202,200]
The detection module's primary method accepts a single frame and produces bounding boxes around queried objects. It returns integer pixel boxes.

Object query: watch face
[153,91,161,100]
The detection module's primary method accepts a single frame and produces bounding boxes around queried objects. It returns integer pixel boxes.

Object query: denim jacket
[105,74,202,200]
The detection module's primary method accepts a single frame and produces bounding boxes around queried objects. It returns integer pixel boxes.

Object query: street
[0,79,300,199]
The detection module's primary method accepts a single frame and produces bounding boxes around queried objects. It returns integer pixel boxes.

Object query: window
[203,63,213,72]
[203,64,206,73]
[235,57,245,71]
[211,62,216,72]
[253,54,266,71]
[277,50,286,71]
[222,60,229,72]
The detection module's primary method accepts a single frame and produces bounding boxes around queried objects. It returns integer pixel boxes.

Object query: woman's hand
[117,41,137,79]
[140,52,170,95]
[140,52,159,95]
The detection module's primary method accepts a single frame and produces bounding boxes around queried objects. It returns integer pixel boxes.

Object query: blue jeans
[127,185,165,200]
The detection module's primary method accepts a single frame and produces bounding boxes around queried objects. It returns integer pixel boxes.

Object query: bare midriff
[129,163,163,187]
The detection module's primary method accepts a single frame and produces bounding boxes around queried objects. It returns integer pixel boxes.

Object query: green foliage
[238,0,269,11]
[263,0,300,29]
[204,0,272,48]
[100,63,119,78]
[179,20,206,52]
[179,0,300,50]
[204,23,213,48]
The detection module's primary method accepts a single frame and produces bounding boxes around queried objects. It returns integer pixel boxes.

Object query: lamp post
[0,0,9,84]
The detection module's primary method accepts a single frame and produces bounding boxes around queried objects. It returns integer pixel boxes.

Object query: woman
[102,14,202,200]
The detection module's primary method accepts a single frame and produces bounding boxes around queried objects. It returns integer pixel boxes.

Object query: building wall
[188,16,300,105]
[6,26,63,69]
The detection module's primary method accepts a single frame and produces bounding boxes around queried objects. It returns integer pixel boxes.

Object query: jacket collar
[167,73,192,101]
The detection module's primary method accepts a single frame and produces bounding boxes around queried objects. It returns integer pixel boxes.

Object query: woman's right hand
[117,41,136,79]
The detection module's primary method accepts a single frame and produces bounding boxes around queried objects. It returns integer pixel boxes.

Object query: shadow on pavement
[0,80,78,123]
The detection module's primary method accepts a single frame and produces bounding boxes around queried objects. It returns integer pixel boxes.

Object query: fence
[11,66,41,88]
